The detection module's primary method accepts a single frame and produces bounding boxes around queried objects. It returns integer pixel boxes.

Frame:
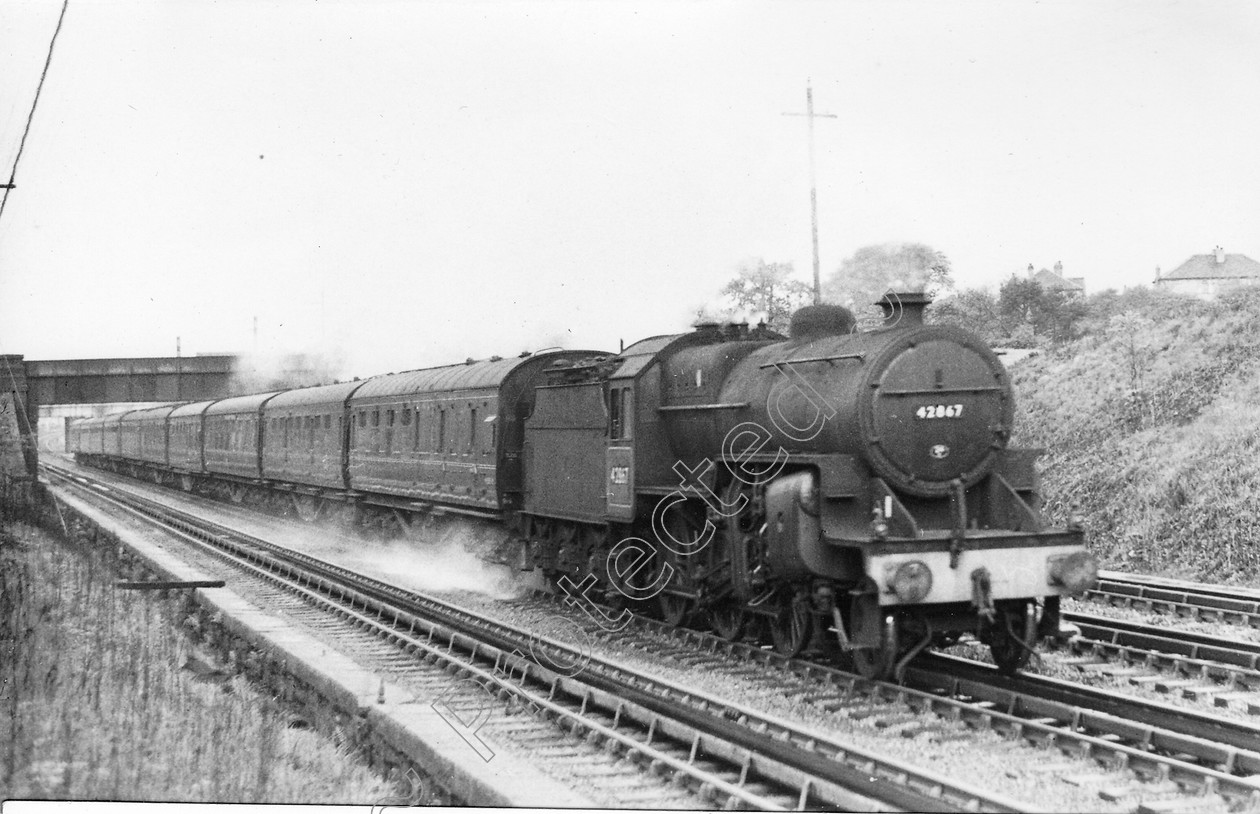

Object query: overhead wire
[0,0,70,225]
[0,0,71,526]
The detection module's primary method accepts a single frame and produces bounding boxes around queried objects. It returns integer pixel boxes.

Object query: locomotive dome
[788,304,857,341]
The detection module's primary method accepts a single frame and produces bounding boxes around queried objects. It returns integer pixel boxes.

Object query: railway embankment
[1,482,586,806]
[1010,288,1260,584]
[0,485,395,802]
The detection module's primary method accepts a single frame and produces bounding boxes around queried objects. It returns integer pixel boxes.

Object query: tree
[822,243,953,323]
[717,258,813,333]
[997,276,1088,346]
[928,287,1002,344]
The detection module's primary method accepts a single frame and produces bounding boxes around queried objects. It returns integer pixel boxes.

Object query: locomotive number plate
[609,465,630,485]
[916,404,964,420]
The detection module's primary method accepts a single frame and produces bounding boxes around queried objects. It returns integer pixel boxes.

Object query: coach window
[412,408,421,451]
[385,409,395,454]
[438,408,446,453]
[468,407,477,453]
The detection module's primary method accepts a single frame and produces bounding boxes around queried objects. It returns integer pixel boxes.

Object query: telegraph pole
[783,81,837,304]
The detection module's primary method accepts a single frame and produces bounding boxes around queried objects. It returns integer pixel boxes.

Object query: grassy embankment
[0,515,397,802]
[1011,288,1260,583]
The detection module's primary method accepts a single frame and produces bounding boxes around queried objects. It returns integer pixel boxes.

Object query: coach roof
[351,355,544,401]
[118,404,181,423]
[170,399,217,419]
[204,392,281,416]
[266,380,366,410]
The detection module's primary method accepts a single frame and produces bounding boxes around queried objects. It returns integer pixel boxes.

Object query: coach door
[606,385,634,520]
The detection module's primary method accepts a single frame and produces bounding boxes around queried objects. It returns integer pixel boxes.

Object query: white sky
[2,0,1258,377]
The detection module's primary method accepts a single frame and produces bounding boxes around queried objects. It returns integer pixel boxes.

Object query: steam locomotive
[70,292,1097,679]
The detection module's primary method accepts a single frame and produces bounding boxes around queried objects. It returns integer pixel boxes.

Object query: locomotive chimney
[877,291,931,327]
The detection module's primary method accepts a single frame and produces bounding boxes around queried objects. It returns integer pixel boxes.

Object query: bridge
[1,354,239,478]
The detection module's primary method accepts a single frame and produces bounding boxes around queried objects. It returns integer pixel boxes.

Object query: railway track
[525,595,1260,812]
[1086,572,1260,628]
[1057,610,1260,691]
[42,462,1030,813]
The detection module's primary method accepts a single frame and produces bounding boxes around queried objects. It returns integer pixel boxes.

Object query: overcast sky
[2,0,1257,377]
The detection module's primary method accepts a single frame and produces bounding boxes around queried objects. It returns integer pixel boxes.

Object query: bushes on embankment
[0,516,395,801]
[1010,288,1260,583]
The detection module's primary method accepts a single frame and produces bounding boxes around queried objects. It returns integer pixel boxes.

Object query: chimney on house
[1215,246,1226,264]
[1026,263,1035,278]
[1054,260,1063,276]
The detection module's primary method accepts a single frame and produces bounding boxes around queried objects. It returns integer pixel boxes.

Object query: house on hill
[1024,261,1085,295]
[1155,247,1260,299]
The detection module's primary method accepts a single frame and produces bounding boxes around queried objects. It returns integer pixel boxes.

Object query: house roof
[1162,253,1260,281]
[1031,268,1084,291]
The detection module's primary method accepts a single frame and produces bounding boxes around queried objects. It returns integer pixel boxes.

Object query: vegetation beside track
[1009,288,1260,583]
[0,497,396,802]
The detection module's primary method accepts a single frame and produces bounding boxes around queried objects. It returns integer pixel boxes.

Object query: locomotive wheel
[990,601,1038,674]
[710,600,747,641]
[849,595,896,681]
[655,502,705,627]
[769,595,812,657]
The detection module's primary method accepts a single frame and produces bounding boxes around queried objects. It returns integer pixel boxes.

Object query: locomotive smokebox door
[606,446,633,519]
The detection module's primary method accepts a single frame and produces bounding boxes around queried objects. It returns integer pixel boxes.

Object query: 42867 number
[916,404,963,420]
